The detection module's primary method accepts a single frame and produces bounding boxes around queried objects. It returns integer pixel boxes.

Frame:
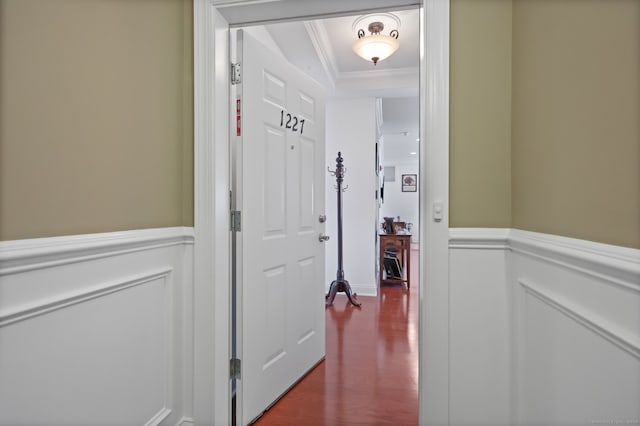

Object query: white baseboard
[350,284,378,297]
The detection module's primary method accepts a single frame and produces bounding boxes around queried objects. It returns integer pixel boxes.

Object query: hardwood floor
[253,249,419,425]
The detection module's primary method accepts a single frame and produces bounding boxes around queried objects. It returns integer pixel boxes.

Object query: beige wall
[450,0,639,248]
[2,0,637,248]
[450,0,513,228]
[0,0,193,241]
[512,0,639,248]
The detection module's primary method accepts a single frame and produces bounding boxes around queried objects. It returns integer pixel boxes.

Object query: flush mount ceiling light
[352,14,400,66]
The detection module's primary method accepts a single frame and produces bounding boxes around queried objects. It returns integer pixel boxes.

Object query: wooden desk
[379,232,411,288]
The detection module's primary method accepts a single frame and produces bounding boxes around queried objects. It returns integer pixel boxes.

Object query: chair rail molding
[448,227,510,249]
[449,228,640,286]
[509,229,640,292]
[0,226,194,276]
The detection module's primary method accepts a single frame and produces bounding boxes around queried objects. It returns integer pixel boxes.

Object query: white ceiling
[238,7,420,163]
[263,8,420,98]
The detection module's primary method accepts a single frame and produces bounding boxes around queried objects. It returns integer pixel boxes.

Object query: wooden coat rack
[325,152,361,307]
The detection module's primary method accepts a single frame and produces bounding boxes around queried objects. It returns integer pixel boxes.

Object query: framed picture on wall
[375,143,379,176]
[402,174,417,192]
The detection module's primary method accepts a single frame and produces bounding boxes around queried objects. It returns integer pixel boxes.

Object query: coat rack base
[325,279,361,308]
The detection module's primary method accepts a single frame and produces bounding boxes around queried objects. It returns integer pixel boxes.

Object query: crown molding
[334,66,419,97]
[304,21,338,87]
[305,19,418,95]
[338,66,418,81]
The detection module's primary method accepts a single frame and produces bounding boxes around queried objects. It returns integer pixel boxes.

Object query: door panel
[299,138,316,230]
[263,128,287,235]
[235,29,326,425]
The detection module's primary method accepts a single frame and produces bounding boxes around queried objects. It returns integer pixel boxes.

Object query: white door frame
[193,1,449,425]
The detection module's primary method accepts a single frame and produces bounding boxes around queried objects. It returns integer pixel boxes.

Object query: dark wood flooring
[253,248,419,426]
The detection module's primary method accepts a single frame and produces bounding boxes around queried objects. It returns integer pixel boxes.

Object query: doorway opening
[230,7,420,425]
[193,1,450,424]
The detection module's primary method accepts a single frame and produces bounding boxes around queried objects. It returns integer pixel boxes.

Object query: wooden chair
[383,236,405,269]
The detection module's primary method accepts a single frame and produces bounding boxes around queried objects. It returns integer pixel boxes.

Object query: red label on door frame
[236,98,241,136]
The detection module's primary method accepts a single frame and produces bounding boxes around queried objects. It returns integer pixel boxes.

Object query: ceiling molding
[339,66,417,80]
[331,66,419,98]
[337,66,418,86]
[305,18,419,97]
[304,21,339,88]
[351,12,402,31]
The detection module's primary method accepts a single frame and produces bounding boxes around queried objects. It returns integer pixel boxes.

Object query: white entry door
[233,30,327,425]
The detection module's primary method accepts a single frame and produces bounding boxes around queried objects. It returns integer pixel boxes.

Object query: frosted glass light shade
[352,34,400,65]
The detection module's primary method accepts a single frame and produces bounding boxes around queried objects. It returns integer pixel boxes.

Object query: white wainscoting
[449,228,511,426]
[0,227,195,426]
[510,229,640,426]
[449,228,640,426]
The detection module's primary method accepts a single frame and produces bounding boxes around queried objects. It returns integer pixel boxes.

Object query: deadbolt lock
[319,215,327,223]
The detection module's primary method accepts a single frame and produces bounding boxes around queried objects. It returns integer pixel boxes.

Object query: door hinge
[231,63,241,85]
[230,358,241,380]
[231,210,242,232]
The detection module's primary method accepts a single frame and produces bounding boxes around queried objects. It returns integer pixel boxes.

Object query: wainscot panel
[510,229,640,426]
[0,227,195,426]
[449,228,511,425]
[449,228,640,425]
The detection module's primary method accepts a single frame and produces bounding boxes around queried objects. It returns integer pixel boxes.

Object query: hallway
[253,248,420,425]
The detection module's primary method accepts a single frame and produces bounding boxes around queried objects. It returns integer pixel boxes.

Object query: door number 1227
[280,110,305,135]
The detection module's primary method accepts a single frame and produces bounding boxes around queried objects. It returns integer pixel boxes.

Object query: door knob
[319,233,330,242]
